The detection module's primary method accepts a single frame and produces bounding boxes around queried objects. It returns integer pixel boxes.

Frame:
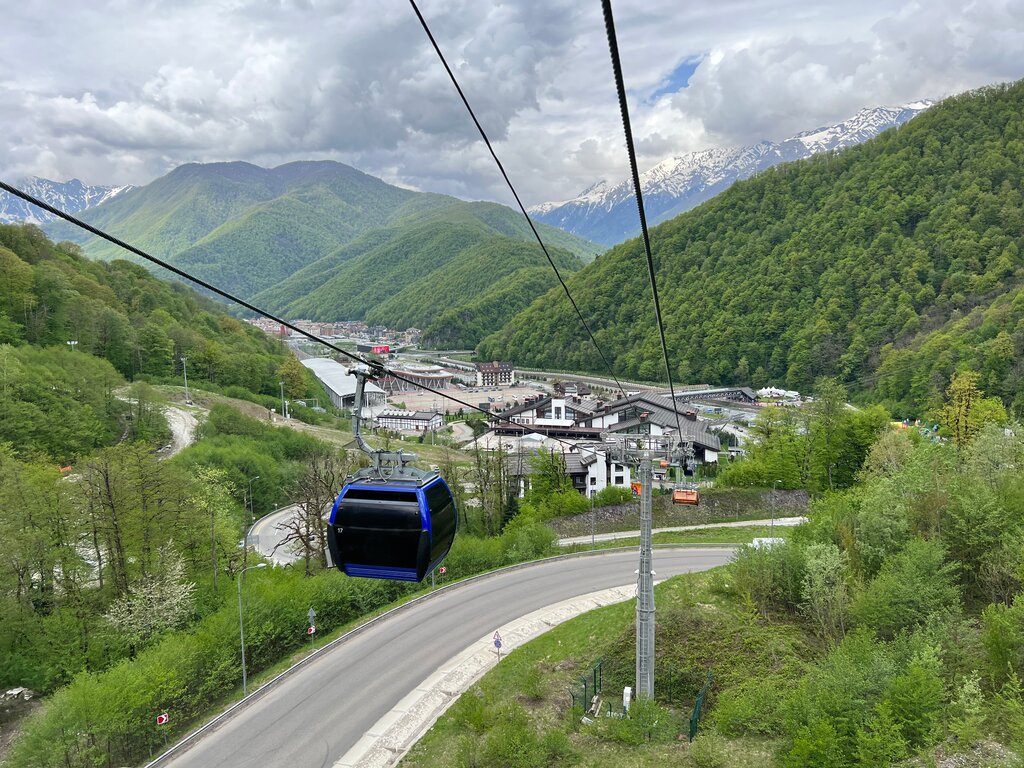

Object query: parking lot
[387,384,545,414]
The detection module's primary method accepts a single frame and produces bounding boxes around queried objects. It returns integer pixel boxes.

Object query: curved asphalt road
[249,505,304,565]
[162,548,733,768]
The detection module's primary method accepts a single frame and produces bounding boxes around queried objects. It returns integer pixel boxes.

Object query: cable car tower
[602,434,693,699]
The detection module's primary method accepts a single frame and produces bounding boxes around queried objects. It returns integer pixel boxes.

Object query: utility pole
[237,563,267,696]
[636,453,655,700]
[182,356,192,404]
[603,434,679,701]
[279,381,288,419]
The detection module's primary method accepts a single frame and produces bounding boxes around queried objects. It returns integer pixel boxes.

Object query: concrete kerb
[143,545,738,767]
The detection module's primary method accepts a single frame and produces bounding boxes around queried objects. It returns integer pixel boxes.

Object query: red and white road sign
[156,713,169,725]
[438,566,446,574]
[307,625,316,635]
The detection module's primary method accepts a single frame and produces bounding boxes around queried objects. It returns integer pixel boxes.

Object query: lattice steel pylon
[635,454,655,699]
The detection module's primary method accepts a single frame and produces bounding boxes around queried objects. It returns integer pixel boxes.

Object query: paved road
[557,516,808,547]
[249,505,304,566]
[160,548,733,768]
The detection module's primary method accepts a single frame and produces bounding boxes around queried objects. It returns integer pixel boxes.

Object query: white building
[300,358,387,417]
[377,410,443,432]
[505,444,633,498]
[495,392,721,465]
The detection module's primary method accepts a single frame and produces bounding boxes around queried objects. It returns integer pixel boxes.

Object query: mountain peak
[0,177,135,225]
[531,100,933,246]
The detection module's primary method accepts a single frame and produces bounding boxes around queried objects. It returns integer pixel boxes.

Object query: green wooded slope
[479,81,1024,414]
[46,161,602,343]
[251,197,593,346]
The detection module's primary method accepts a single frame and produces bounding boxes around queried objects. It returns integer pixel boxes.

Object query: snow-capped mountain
[531,101,934,246]
[0,177,134,225]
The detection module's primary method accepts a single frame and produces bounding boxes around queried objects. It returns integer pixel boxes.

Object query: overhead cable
[0,179,600,453]
[600,0,685,443]
[407,0,628,401]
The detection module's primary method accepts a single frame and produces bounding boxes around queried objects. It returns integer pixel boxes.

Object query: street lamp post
[243,475,261,568]
[181,356,192,404]
[591,488,596,550]
[247,476,260,524]
[279,381,288,420]
[237,563,267,697]
[772,479,783,536]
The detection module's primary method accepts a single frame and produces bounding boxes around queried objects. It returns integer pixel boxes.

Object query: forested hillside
[254,210,589,346]
[0,223,323,695]
[479,81,1024,415]
[253,202,587,347]
[0,224,294,462]
[45,161,419,297]
[44,161,602,341]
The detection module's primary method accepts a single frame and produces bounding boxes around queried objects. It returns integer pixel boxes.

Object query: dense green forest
[253,213,585,347]
[0,224,306,461]
[479,81,1024,417]
[0,224,327,694]
[45,161,421,297]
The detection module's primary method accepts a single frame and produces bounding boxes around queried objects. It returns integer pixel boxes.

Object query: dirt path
[164,406,199,458]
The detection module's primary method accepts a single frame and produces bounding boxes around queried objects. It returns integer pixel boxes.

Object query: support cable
[0,179,590,453]
[407,0,627,400]
[600,0,685,442]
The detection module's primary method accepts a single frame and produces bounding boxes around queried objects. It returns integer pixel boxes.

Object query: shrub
[855,702,907,767]
[522,666,545,701]
[593,485,632,506]
[784,719,844,768]
[948,672,986,748]
[451,687,491,732]
[883,645,944,749]
[540,729,577,762]
[603,697,674,746]
[500,517,557,564]
[801,543,850,641]
[722,540,806,616]
[851,539,961,639]
[712,675,789,736]
[479,703,545,768]
[690,729,729,768]
[782,629,897,761]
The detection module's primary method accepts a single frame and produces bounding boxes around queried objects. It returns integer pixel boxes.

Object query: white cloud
[0,0,1021,205]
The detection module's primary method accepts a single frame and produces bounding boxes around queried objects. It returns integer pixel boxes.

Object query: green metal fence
[569,658,603,713]
[688,670,714,741]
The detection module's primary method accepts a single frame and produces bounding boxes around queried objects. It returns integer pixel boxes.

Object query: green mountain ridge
[46,160,602,345]
[47,160,421,296]
[252,198,592,344]
[478,80,1024,414]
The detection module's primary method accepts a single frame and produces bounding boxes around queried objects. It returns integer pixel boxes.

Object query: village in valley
[246,315,805,499]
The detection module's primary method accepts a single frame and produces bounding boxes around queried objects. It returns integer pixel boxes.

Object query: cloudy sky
[2,0,1022,206]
